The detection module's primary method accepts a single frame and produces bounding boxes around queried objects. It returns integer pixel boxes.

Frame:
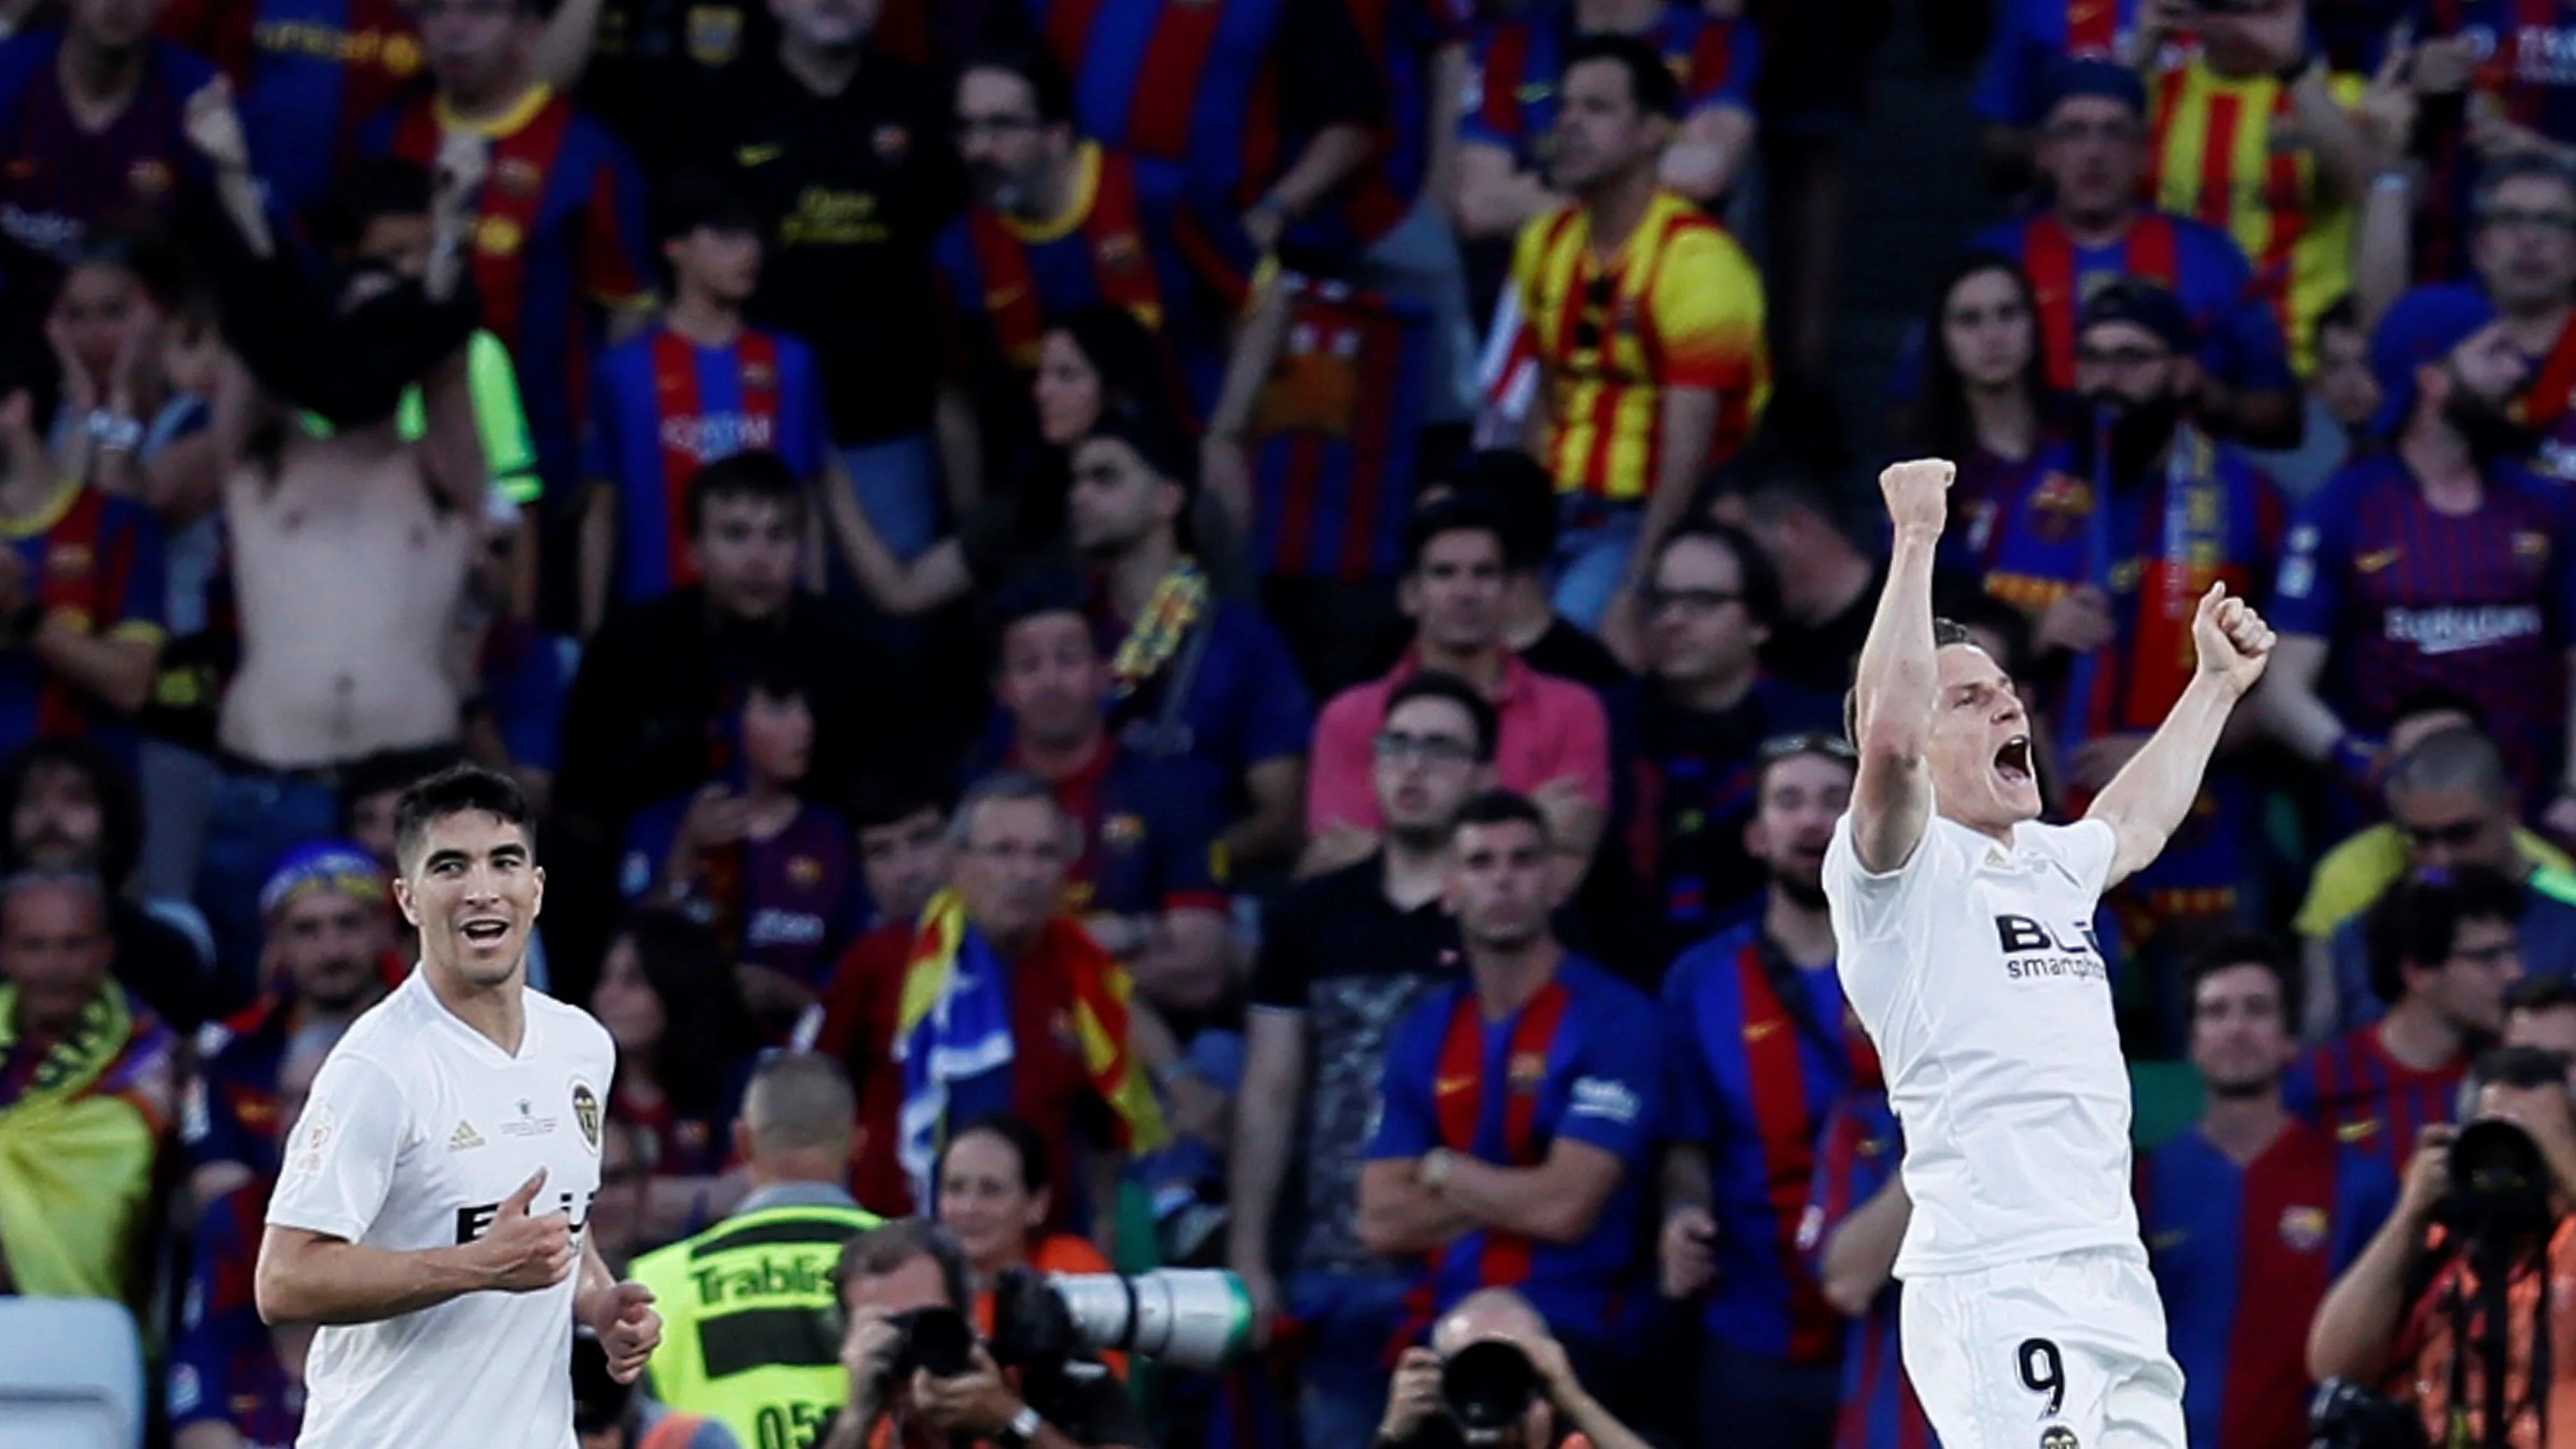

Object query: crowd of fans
[15,0,2576,1443]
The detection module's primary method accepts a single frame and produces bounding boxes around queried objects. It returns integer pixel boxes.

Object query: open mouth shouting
[459,918,512,947]
[1994,735,2035,789]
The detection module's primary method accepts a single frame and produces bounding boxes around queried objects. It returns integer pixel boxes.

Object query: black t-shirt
[556,587,930,834]
[1760,566,1882,696]
[674,47,961,444]
[1632,676,1842,958]
[578,0,772,166]
[1521,617,1631,697]
[1250,855,1461,1274]
[113,899,214,1030]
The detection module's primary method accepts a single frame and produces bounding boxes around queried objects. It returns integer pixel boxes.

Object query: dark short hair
[1754,732,1857,799]
[1564,33,1681,119]
[1441,451,1559,573]
[940,1112,1054,1198]
[392,764,533,872]
[1651,519,1782,629]
[2475,150,2576,227]
[2364,865,2524,1007]
[988,568,1093,647]
[1401,495,1506,576]
[850,775,954,834]
[836,1218,973,1312]
[958,41,1077,128]
[740,652,814,708]
[1384,670,1500,763]
[615,906,755,1115]
[314,157,433,256]
[1941,594,2035,677]
[2467,1044,2573,1097]
[1450,788,1550,846]
[2181,930,2301,1029]
[654,167,762,244]
[2314,293,2363,350]
[2508,975,2576,1016]
[685,450,805,537]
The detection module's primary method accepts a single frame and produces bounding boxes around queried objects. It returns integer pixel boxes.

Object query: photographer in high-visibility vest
[631,1051,881,1448]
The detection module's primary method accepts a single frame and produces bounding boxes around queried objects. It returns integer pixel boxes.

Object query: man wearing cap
[1982,280,2287,950]
[183,842,398,1215]
[2260,283,2576,826]
[1971,57,2301,446]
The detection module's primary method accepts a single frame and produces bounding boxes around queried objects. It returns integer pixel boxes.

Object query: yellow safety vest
[631,1200,881,1449]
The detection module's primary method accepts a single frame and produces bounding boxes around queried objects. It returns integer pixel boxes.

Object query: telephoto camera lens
[1439,1341,1539,1446]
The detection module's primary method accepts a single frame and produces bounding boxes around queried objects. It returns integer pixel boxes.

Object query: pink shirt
[1305,651,1614,834]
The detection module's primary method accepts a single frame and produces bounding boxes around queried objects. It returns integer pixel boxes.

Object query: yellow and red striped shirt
[2147,60,2365,375]
[1508,189,1768,503]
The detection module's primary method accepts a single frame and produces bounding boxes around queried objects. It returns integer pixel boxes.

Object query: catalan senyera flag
[1508,188,1769,503]
[2146,60,2364,374]
[893,890,1167,1200]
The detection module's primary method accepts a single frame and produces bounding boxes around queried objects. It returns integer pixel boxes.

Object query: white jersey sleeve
[268,1049,412,1243]
[1821,806,1972,943]
[2024,818,2119,902]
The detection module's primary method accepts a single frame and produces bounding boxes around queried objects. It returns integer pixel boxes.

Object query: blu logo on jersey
[455,1189,598,1243]
[1995,914,2108,982]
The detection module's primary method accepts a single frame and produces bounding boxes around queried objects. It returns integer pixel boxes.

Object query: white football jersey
[1823,808,2138,1278]
[268,967,617,1449]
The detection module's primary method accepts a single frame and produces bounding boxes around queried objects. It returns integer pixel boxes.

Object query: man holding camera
[1374,1289,1657,1449]
[2310,1046,2576,1448]
[823,1220,1148,1449]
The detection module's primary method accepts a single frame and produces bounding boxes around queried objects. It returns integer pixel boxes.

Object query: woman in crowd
[589,907,760,1250]
[933,1112,1128,1378]
[1905,251,2061,580]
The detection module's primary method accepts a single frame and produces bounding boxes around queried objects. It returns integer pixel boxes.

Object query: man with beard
[2136,935,2398,1449]
[927,43,1259,503]
[1658,736,1860,1449]
[2262,284,2576,818]
[1982,280,2285,951]
[0,737,206,1030]
[186,842,397,1215]
[1359,790,1661,1372]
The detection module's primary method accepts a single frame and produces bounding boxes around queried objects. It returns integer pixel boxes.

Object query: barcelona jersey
[0,482,164,768]
[1973,211,2293,399]
[1462,4,1759,172]
[1245,278,1436,583]
[0,31,214,267]
[162,0,424,216]
[1975,0,2148,126]
[2284,1023,2467,1175]
[586,323,827,606]
[1801,1091,1938,1449]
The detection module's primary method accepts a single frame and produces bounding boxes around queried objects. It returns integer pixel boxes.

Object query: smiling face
[393,810,543,991]
[2189,961,2298,1098]
[935,1128,1046,1275]
[1926,643,2040,834]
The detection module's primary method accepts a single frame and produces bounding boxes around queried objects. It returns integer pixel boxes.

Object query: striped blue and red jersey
[1973,211,2294,398]
[372,86,654,496]
[0,482,164,769]
[2512,306,2576,486]
[932,141,1255,408]
[2137,1119,2400,1449]
[1301,0,1474,254]
[622,794,867,990]
[1247,276,1435,584]
[1031,0,1382,218]
[2270,453,2576,802]
[1368,953,1662,1352]
[0,30,214,265]
[2284,1023,2468,1174]
[1461,5,1759,172]
[2463,0,2576,150]
[169,1178,302,1448]
[1800,1091,1938,1449]
[1662,919,1853,1365]
[585,323,826,607]
[160,0,423,217]
[1975,0,2149,125]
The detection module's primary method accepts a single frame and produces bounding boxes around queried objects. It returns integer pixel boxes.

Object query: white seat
[0,1297,144,1449]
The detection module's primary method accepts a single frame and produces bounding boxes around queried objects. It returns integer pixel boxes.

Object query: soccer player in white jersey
[255,765,664,1448]
[1823,458,2275,1449]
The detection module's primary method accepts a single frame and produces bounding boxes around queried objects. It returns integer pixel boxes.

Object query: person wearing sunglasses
[2310,726,2576,1041]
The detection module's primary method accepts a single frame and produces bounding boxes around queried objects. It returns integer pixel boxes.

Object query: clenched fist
[2191,582,2276,696]
[1879,458,1955,538]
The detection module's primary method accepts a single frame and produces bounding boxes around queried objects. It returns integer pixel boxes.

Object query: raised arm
[1847,460,1956,873]
[2086,583,2276,886]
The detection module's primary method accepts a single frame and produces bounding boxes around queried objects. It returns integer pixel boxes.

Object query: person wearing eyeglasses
[1230,671,1481,1449]
[1980,280,2286,964]
[1633,522,1840,954]
[2287,867,2526,1177]
[2462,155,2576,484]
[1658,733,1861,1449]
[2310,726,2576,1038]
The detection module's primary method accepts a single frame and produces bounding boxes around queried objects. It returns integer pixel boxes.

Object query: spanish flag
[893,892,1168,1202]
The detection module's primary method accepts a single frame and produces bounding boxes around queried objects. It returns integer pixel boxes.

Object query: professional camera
[883,1305,981,1382]
[985,1267,1252,1373]
[2439,1119,2556,1256]
[1439,1341,1540,1446]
